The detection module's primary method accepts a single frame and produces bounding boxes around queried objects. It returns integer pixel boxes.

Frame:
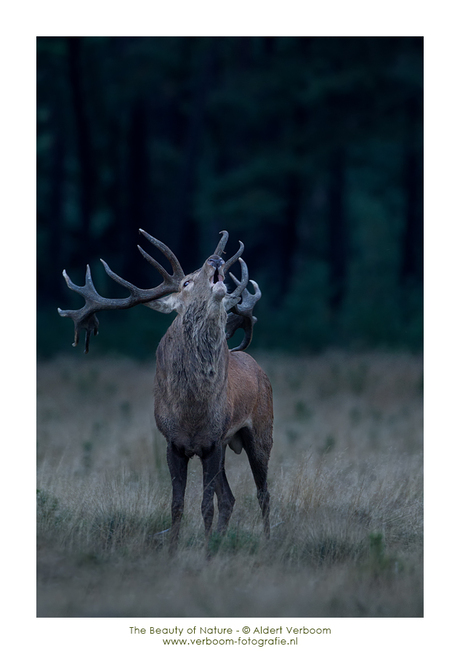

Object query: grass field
[37,350,422,617]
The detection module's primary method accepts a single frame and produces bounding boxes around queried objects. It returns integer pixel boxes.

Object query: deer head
[58,229,261,353]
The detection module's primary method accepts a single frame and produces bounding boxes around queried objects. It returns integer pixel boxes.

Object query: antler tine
[137,246,171,280]
[58,231,185,352]
[222,240,244,276]
[226,280,261,353]
[224,258,249,310]
[239,279,262,310]
[58,265,101,353]
[214,230,229,257]
[100,259,144,292]
[139,229,185,279]
[59,265,91,296]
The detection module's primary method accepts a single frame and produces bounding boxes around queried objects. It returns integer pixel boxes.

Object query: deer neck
[156,301,229,398]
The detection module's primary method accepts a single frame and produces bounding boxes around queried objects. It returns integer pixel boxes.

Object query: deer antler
[214,230,229,257]
[225,272,261,353]
[223,257,249,310]
[217,235,260,351]
[214,230,245,278]
[58,229,185,353]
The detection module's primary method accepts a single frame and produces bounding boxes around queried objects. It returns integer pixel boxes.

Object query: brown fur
[152,257,273,551]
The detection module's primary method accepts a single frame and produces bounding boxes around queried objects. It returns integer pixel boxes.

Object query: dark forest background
[37,36,423,358]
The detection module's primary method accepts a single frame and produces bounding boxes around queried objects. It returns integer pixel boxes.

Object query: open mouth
[211,269,224,285]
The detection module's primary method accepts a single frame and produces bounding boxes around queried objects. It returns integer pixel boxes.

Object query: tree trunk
[172,39,217,271]
[400,98,423,287]
[67,37,95,259]
[327,146,347,316]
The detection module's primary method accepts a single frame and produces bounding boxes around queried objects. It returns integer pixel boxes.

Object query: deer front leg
[215,446,235,534]
[200,444,223,544]
[166,443,189,553]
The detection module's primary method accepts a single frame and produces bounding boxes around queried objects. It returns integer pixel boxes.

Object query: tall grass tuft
[37,351,422,617]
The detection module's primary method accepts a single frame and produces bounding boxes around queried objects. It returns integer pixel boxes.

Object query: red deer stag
[58,230,273,551]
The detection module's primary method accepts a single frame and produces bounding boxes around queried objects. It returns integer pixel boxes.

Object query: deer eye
[183,280,191,288]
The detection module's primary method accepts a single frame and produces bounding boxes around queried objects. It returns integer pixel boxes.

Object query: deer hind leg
[214,446,235,534]
[166,443,189,553]
[241,428,271,538]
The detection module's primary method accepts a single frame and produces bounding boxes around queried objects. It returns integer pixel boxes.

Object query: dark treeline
[37,36,423,356]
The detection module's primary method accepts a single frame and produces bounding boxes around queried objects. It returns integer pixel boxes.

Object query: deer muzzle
[207,256,226,299]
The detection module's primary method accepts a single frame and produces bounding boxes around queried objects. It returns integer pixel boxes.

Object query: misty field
[37,350,422,617]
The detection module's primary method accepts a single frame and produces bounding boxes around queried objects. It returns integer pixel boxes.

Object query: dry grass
[37,350,422,617]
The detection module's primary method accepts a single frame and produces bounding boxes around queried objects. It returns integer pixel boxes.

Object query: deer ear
[143,294,180,314]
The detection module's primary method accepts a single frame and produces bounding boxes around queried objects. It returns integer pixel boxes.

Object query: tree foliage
[37,36,423,356]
